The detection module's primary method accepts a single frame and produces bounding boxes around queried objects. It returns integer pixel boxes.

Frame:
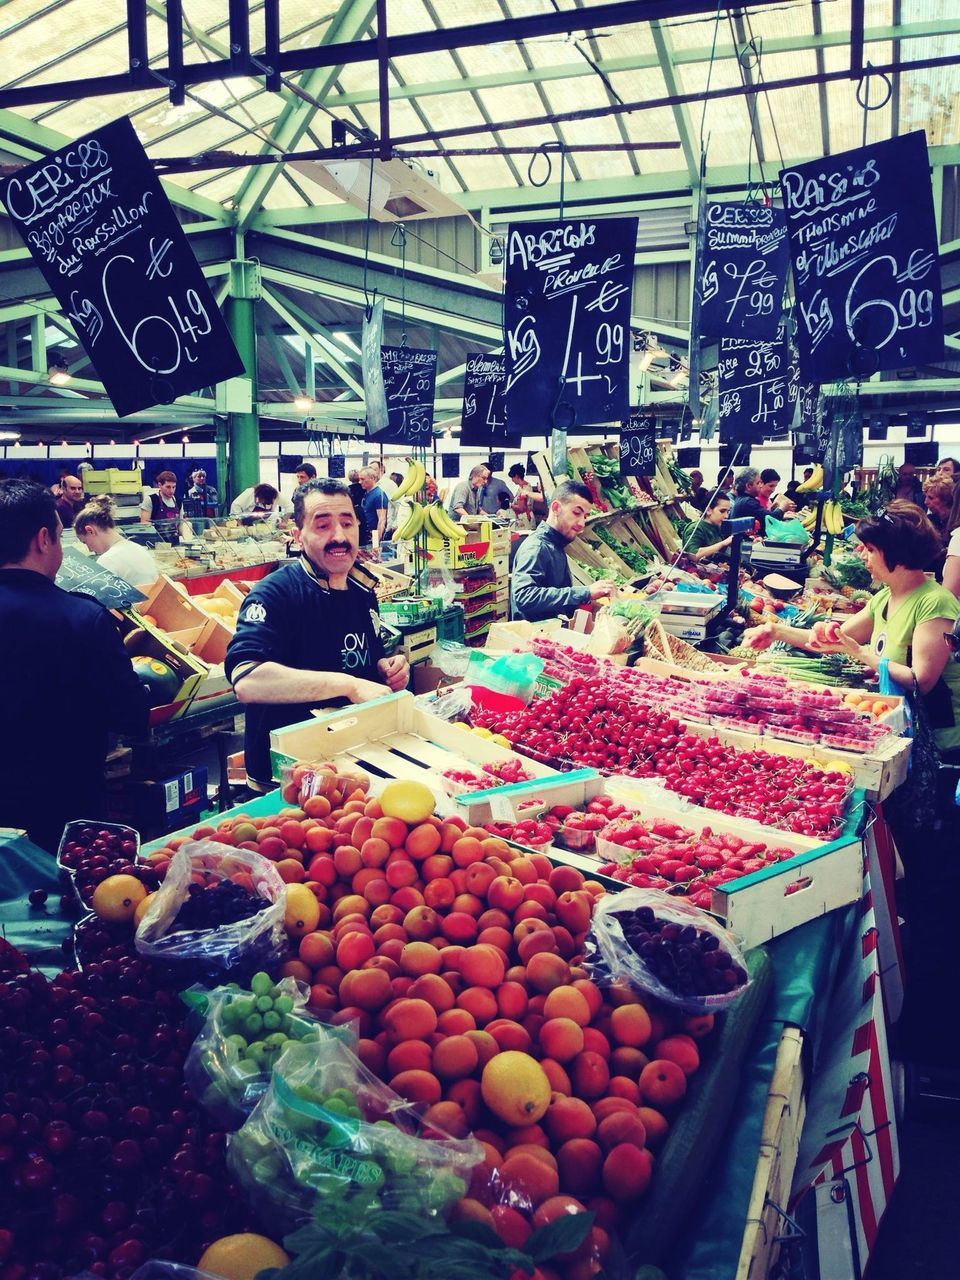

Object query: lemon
[471,726,493,739]
[284,883,321,936]
[91,874,148,923]
[197,1234,290,1280]
[824,759,854,774]
[481,1051,552,1125]
[379,779,437,824]
[490,733,511,748]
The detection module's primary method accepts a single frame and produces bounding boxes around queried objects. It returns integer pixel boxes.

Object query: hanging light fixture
[47,353,72,386]
[294,390,313,412]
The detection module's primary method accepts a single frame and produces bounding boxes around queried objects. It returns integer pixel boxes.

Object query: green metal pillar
[225,257,261,503]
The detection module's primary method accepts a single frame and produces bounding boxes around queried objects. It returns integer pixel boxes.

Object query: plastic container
[766,726,821,745]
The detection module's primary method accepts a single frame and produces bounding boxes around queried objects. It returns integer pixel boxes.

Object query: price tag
[327,455,346,478]
[619,417,656,477]
[56,548,147,610]
[868,414,888,441]
[440,453,460,479]
[780,131,943,382]
[460,353,513,445]
[551,428,568,479]
[370,346,437,445]
[0,118,243,417]
[906,412,928,439]
[488,451,505,473]
[699,203,790,340]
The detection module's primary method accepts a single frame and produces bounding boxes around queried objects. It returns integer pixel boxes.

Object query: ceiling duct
[289,157,465,222]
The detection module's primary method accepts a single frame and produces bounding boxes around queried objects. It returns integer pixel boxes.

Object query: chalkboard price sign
[906,412,928,438]
[717,326,796,444]
[780,131,943,383]
[56,547,147,611]
[0,117,244,417]
[699,203,790,340]
[440,453,460,479]
[327,455,346,479]
[460,353,511,445]
[372,346,437,445]
[504,216,638,433]
[619,416,656,477]
[868,413,888,441]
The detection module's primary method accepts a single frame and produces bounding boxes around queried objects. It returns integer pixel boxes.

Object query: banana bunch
[423,503,466,543]
[799,506,817,531]
[394,502,426,540]
[395,456,426,498]
[822,499,846,535]
[797,463,824,493]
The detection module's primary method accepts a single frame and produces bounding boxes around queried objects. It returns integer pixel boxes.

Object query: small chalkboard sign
[551,428,568,478]
[699,203,790,340]
[504,216,637,432]
[677,447,702,469]
[0,117,243,417]
[619,416,656,477]
[440,453,460,479]
[56,547,147,610]
[327,455,346,479]
[718,439,743,473]
[717,326,795,444]
[370,346,437,445]
[780,130,943,383]
[868,414,888,441]
[460,353,511,445]
[906,412,928,438]
[488,451,505,473]
[905,441,938,466]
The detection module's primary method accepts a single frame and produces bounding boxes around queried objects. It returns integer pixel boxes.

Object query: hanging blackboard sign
[460,353,511,445]
[718,439,742,473]
[440,453,460,479]
[906,412,928,438]
[327,455,346,479]
[0,117,243,417]
[677,447,702,469]
[370,346,437,445]
[56,547,147,610]
[488,451,505,473]
[699,203,790,339]
[904,441,938,467]
[619,415,657,478]
[504,216,637,433]
[717,325,795,444]
[868,413,888,441]
[780,130,943,383]
[362,298,388,431]
[550,428,568,479]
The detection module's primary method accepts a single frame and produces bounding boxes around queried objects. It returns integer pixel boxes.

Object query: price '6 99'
[102,252,212,373]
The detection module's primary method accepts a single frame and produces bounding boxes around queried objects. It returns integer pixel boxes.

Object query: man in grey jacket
[511,480,618,621]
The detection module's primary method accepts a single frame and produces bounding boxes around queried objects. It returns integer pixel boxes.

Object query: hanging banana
[395,457,426,498]
[797,463,824,493]
[395,502,425,540]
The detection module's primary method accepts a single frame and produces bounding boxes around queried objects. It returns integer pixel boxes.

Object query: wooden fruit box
[736,1026,806,1280]
[269,691,558,798]
[629,656,911,802]
[447,768,864,949]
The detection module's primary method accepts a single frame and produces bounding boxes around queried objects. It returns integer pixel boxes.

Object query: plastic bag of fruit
[227,1038,484,1231]
[184,973,357,1127]
[135,841,287,984]
[585,888,752,1014]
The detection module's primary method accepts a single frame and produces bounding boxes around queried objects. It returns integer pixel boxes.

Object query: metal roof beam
[233,0,378,232]
[259,286,365,397]
[650,21,700,185]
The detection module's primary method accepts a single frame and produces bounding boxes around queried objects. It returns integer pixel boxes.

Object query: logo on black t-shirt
[342,632,370,669]
[242,602,267,624]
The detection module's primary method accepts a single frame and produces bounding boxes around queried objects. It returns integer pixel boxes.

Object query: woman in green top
[745,502,960,759]
[686,492,733,562]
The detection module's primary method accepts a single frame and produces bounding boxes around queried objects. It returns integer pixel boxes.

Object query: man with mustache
[225,479,409,793]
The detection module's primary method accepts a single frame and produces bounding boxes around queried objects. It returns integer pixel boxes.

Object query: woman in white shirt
[943,486,960,600]
[74,499,159,588]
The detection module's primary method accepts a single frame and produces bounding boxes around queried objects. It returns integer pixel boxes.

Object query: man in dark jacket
[225,479,409,791]
[730,467,795,529]
[511,480,618,621]
[0,480,148,851]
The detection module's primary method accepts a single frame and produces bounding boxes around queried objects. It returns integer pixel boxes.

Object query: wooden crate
[269,691,559,793]
[445,769,864,948]
[737,1027,806,1280]
[629,657,910,802]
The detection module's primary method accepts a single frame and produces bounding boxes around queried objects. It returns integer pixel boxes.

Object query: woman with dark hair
[686,491,733,561]
[746,501,960,758]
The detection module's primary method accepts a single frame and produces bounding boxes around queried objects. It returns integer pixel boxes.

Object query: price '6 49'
[102,252,212,373]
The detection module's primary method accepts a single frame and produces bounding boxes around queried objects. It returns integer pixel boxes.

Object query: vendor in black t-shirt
[225,479,410,791]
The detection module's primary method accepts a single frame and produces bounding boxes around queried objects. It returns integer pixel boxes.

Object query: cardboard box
[422,537,494,569]
[119,614,206,724]
[106,766,209,836]
[139,575,210,634]
[83,467,143,495]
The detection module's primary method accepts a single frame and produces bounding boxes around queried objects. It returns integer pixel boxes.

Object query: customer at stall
[941,486,960,600]
[745,503,960,758]
[54,474,85,529]
[448,464,488,521]
[923,475,954,540]
[74,498,159,587]
[358,466,389,544]
[894,461,924,504]
[935,457,960,482]
[346,468,367,537]
[686,492,733,561]
[225,478,409,793]
[730,466,795,529]
[0,480,148,851]
[182,467,220,520]
[295,462,317,487]
[140,471,183,541]
[512,480,618,622]
[230,482,287,526]
[479,464,513,516]
[686,470,709,512]
[510,462,544,528]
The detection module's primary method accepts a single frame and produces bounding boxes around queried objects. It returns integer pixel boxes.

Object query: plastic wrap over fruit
[584,889,752,1014]
[227,1038,484,1231]
[135,841,287,984]
[184,974,357,1127]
